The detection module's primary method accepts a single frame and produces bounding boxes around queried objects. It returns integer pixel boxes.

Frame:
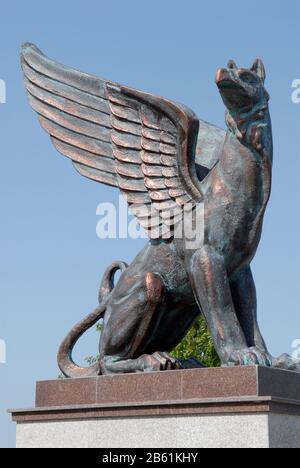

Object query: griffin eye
[239,72,258,85]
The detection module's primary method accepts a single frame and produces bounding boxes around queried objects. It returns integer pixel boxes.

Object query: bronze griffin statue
[21,44,300,377]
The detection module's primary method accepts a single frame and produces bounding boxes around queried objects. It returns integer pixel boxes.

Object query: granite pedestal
[10,366,300,448]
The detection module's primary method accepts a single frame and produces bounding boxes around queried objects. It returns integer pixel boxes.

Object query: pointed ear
[251,59,266,82]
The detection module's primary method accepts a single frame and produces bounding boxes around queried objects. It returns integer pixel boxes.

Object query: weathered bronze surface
[21,44,300,377]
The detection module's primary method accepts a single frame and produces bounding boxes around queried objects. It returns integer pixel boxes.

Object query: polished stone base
[10,366,300,448]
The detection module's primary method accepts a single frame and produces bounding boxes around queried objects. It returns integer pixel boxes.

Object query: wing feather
[74,162,117,187]
[116,162,144,179]
[22,60,109,114]
[25,78,111,127]
[28,93,111,142]
[39,115,112,158]
[113,148,141,164]
[52,138,115,173]
[111,116,141,136]
[22,43,107,97]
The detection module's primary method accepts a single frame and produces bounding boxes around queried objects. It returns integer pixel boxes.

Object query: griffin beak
[215,68,235,89]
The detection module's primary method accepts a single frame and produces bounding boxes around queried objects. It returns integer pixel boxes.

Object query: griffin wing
[21,43,203,239]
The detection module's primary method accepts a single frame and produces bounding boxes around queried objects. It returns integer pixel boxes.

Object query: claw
[226,347,272,368]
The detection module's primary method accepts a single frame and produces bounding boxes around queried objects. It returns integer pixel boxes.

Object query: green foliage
[85,355,99,366]
[96,323,104,333]
[171,315,220,368]
[84,322,103,366]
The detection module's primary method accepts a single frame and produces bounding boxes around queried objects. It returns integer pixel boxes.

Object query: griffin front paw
[224,347,272,367]
[138,352,181,372]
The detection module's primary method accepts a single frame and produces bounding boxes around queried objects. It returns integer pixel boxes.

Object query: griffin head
[216,59,269,114]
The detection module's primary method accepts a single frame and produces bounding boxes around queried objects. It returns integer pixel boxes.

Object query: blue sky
[0,0,299,447]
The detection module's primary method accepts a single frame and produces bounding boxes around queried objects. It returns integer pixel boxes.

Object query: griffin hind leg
[99,272,179,374]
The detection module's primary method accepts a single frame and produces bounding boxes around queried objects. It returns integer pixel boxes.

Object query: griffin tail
[57,261,128,379]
